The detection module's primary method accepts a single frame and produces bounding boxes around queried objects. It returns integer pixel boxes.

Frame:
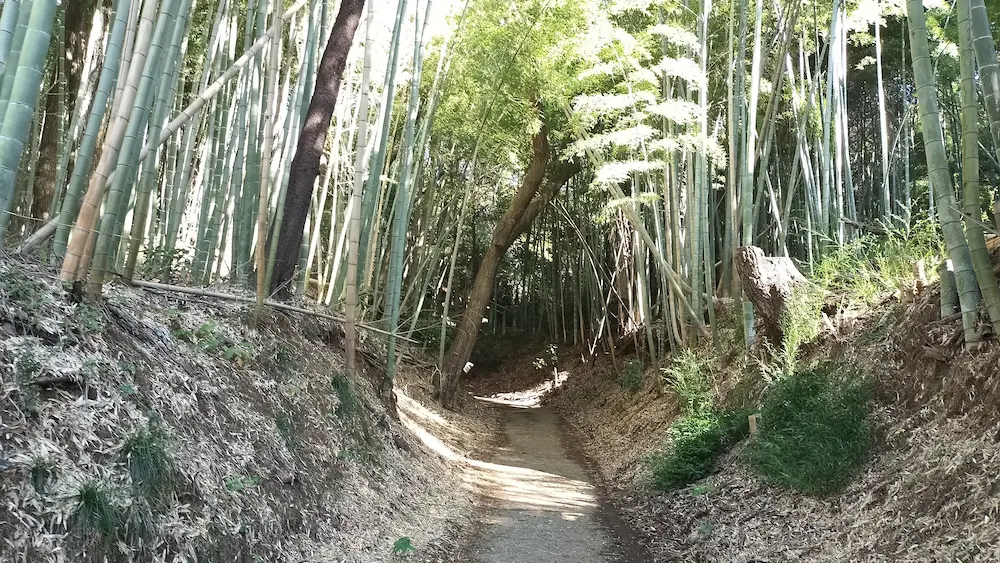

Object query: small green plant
[618,358,644,393]
[223,342,253,365]
[697,520,716,538]
[779,285,824,374]
[121,426,176,500]
[747,364,872,495]
[0,265,52,327]
[15,352,42,379]
[74,303,105,334]
[275,413,299,453]
[73,482,121,540]
[171,320,252,364]
[273,343,297,373]
[661,349,712,413]
[30,458,56,493]
[196,322,226,352]
[392,536,416,555]
[224,475,261,492]
[690,482,714,497]
[15,352,42,417]
[332,372,359,419]
[647,409,750,490]
[171,327,194,342]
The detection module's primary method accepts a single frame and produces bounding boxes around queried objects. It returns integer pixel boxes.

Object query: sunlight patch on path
[473,370,569,409]
[397,391,597,515]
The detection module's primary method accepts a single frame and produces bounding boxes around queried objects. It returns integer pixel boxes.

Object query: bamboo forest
[3,0,1000,560]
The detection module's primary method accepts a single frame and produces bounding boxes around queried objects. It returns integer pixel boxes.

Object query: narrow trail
[460,404,651,563]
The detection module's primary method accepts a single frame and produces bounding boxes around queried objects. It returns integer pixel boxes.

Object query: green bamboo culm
[51,0,131,261]
[124,0,195,280]
[0,0,56,242]
[357,0,408,293]
[385,0,430,393]
[0,0,32,130]
[957,0,1000,334]
[906,0,982,343]
[0,0,22,79]
[969,0,1000,162]
[227,0,260,285]
[88,0,179,299]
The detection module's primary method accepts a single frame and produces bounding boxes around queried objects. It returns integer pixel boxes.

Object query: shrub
[647,409,750,490]
[332,372,359,419]
[748,364,872,495]
[618,358,643,393]
[73,482,122,540]
[121,426,176,500]
[661,349,712,414]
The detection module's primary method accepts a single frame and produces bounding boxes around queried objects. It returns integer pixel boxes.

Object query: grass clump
[647,409,750,490]
[275,412,299,453]
[332,372,359,419]
[661,350,712,412]
[748,364,872,495]
[617,358,643,393]
[813,219,941,302]
[779,285,824,374]
[121,426,176,500]
[30,458,56,493]
[648,352,750,490]
[73,482,122,540]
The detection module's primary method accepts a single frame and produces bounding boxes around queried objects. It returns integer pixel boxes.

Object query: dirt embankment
[515,292,1000,561]
[0,259,477,562]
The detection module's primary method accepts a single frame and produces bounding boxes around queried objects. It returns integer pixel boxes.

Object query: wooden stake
[748,413,760,436]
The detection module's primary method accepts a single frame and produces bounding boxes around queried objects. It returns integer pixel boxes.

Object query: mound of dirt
[0,259,473,562]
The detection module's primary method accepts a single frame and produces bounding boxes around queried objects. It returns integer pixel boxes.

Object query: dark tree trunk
[31,77,60,222]
[269,0,366,298]
[32,1,99,223]
[437,127,579,406]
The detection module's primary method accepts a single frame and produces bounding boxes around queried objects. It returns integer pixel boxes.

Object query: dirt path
[460,405,651,563]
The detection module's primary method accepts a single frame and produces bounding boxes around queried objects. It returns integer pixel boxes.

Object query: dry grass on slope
[0,259,471,562]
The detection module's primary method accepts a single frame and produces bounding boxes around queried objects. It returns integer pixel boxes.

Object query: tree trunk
[734,245,806,347]
[269,0,366,298]
[30,0,98,224]
[438,127,578,406]
[30,63,58,222]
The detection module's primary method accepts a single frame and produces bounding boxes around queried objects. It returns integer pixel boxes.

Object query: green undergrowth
[648,351,750,489]
[121,424,177,501]
[748,365,872,495]
[813,219,942,303]
[73,482,123,541]
[647,408,751,489]
[618,357,644,393]
[331,371,379,463]
[648,347,873,495]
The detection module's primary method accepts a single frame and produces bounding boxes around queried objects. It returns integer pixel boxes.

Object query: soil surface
[459,401,651,563]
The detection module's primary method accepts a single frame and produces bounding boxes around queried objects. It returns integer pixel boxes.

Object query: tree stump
[735,246,808,346]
